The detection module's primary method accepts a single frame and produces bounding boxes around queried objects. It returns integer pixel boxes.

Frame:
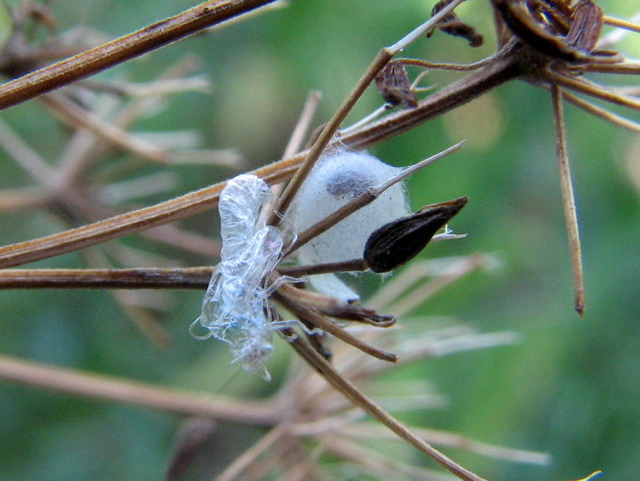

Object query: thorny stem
[282,328,486,481]
[551,85,585,316]
[0,0,279,109]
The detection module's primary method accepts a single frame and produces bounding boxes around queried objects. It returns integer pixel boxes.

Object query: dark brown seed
[375,62,418,108]
[364,196,468,273]
[565,0,602,53]
[427,0,484,48]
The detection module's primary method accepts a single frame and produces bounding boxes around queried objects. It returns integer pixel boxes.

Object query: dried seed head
[491,0,604,62]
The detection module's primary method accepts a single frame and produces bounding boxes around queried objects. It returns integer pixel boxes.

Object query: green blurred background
[0,0,638,480]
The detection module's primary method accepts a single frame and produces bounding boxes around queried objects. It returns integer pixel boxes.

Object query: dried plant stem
[562,90,640,133]
[41,93,169,163]
[0,188,47,211]
[339,423,551,465]
[395,46,511,72]
[386,255,488,318]
[0,354,277,424]
[603,15,640,33]
[0,0,278,110]
[344,41,525,149]
[282,328,486,481]
[0,267,212,289]
[0,47,525,270]
[584,61,640,74]
[214,424,289,481]
[550,72,640,110]
[551,85,585,316]
[274,289,397,363]
[0,154,302,269]
[279,259,368,277]
[0,116,55,186]
[270,0,470,224]
[259,90,321,224]
[323,437,450,481]
[270,48,394,224]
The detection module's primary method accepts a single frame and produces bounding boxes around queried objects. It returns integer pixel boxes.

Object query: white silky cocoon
[290,150,410,301]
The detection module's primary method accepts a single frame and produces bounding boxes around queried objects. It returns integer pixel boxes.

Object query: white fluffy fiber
[290,150,410,301]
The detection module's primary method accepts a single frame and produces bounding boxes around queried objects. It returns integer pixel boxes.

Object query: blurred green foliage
[0,1,638,480]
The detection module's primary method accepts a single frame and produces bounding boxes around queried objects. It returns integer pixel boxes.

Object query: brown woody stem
[0,267,213,289]
[0,40,526,269]
[0,354,277,424]
[0,0,278,110]
[551,85,585,316]
[282,328,487,481]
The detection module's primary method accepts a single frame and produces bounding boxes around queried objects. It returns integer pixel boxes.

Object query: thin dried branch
[549,72,640,111]
[213,425,289,481]
[281,327,487,481]
[603,15,640,34]
[278,259,368,277]
[0,266,212,289]
[0,115,55,186]
[562,89,640,133]
[584,61,640,74]
[386,254,489,318]
[274,288,397,363]
[41,93,169,162]
[551,85,584,315]
[338,423,551,465]
[0,0,279,110]
[322,437,453,481]
[269,0,469,225]
[259,89,322,224]
[0,354,278,424]
[0,187,47,211]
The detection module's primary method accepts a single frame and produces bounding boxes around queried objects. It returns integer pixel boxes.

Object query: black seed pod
[364,196,468,273]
